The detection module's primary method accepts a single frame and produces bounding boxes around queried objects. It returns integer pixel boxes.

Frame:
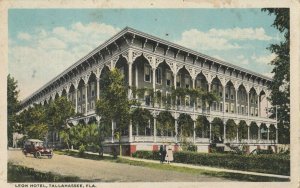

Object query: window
[82,104,85,113]
[78,106,81,113]
[87,103,90,111]
[119,66,125,76]
[255,108,258,116]
[196,79,201,88]
[231,103,234,113]
[251,107,254,116]
[185,96,190,106]
[145,95,151,106]
[176,74,181,87]
[220,102,223,111]
[226,87,229,99]
[78,90,81,102]
[241,106,245,114]
[213,102,217,111]
[166,71,171,86]
[156,68,162,84]
[91,82,95,97]
[144,65,151,82]
[91,101,94,110]
[185,75,190,88]
[226,103,229,113]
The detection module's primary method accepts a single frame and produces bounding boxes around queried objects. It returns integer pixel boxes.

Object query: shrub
[132,150,290,175]
[78,144,86,157]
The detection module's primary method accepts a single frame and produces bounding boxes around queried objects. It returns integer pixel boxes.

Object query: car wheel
[48,152,53,159]
[36,152,41,159]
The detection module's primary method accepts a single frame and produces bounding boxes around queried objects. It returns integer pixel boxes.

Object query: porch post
[223,120,226,141]
[111,120,114,143]
[153,117,157,143]
[209,122,212,143]
[276,128,278,144]
[75,88,78,113]
[257,94,260,117]
[175,119,178,143]
[247,125,250,142]
[129,119,133,142]
[258,125,260,140]
[85,84,88,115]
[267,127,270,141]
[128,62,132,98]
[193,121,196,144]
[96,77,100,100]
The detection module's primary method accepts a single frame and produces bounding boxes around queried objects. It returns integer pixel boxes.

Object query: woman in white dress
[165,145,174,164]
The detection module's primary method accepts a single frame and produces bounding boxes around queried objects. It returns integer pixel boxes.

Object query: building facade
[20,27,278,154]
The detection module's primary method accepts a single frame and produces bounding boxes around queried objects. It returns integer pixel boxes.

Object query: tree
[7,74,20,147]
[211,117,224,143]
[156,111,174,136]
[96,68,132,156]
[225,119,238,141]
[177,113,193,138]
[46,96,75,141]
[262,8,290,144]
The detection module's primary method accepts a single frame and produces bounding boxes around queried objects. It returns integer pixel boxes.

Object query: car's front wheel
[35,151,41,159]
[48,152,53,159]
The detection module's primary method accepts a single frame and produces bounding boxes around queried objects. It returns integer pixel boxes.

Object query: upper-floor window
[91,82,95,97]
[144,65,151,82]
[156,67,162,84]
[185,75,190,88]
[166,71,172,86]
[176,74,181,87]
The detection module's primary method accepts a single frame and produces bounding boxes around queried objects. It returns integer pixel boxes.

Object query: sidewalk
[71,150,290,180]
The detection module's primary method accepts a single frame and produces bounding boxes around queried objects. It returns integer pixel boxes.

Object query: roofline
[21,26,273,104]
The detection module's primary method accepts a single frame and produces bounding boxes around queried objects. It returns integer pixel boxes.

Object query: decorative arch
[195,115,210,138]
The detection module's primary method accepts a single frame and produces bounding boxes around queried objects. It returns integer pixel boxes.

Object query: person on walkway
[165,145,174,164]
[159,145,164,163]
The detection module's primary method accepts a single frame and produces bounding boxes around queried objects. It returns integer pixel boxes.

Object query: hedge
[132,150,290,176]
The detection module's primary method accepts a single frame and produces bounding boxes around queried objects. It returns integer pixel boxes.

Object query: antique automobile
[22,139,53,159]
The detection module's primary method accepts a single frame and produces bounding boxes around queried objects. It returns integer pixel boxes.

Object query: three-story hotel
[20,27,278,154]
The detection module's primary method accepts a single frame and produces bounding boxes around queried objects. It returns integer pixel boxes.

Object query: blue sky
[8,9,281,100]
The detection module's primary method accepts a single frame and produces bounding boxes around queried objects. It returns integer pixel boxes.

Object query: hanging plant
[136,88,147,99]
[131,86,137,98]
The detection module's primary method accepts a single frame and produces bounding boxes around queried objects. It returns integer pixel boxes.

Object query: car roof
[26,139,44,142]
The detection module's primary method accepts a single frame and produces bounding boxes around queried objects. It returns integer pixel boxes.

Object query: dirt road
[8,150,230,182]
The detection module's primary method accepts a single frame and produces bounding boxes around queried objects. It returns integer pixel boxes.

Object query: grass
[54,150,289,182]
[8,162,87,182]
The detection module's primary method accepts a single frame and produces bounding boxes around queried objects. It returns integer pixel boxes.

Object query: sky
[8,9,282,101]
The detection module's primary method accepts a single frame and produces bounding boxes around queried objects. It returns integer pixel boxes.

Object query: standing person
[163,145,167,163]
[166,145,174,164]
[159,145,164,163]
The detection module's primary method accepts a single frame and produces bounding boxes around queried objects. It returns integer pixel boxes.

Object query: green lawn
[54,150,289,182]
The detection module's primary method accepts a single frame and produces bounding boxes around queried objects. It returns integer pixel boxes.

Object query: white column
[209,122,212,143]
[235,90,238,115]
[85,84,88,115]
[248,125,250,142]
[236,128,239,143]
[153,117,157,142]
[223,121,226,141]
[247,92,250,117]
[173,73,177,89]
[257,95,260,117]
[223,86,226,114]
[66,89,69,100]
[75,88,78,113]
[129,119,133,142]
[111,120,115,143]
[96,78,100,100]
[258,125,260,140]
[135,64,138,88]
[175,119,178,143]
[192,78,195,89]
[152,68,156,90]
[267,127,270,141]
[193,121,196,144]
[128,62,132,98]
